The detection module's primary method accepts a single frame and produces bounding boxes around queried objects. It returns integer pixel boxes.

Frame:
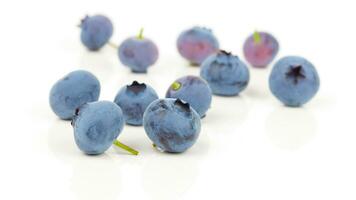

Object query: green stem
[113,140,139,155]
[253,31,261,44]
[137,28,144,40]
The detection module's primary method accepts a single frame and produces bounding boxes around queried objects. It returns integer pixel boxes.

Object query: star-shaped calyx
[127,81,147,94]
[174,99,191,113]
[219,50,232,56]
[285,65,306,84]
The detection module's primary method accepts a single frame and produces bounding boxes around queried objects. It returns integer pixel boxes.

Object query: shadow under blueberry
[140,132,210,200]
[47,120,122,200]
[203,95,250,134]
[265,107,318,150]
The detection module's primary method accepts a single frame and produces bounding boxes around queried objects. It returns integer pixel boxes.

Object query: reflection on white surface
[265,107,317,150]
[204,95,249,134]
[47,120,77,164]
[141,134,210,200]
[47,116,210,200]
[244,68,271,100]
[78,46,118,80]
[70,156,121,200]
[47,120,122,200]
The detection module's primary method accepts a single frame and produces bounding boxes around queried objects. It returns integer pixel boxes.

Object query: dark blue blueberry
[118,29,159,73]
[143,98,201,153]
[80,15,113,51]
[200,50,250,96]
[114,81,159,126]
[72,101,124,155]
[269,56,320,107]
[49,70,100,120]
[166,75,212,117]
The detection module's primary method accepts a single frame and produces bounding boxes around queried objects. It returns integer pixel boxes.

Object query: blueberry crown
[285,65,306,84]
[127,81,147,94]
[174,99,190,113]
[79,15,89,28]
[219,50,232,56]
[212,50,239,66]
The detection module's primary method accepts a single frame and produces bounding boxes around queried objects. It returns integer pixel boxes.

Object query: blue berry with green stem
[72,101,138,155]
[118,29,159,73]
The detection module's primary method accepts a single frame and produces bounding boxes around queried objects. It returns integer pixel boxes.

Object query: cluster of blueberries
[49,14,320,155]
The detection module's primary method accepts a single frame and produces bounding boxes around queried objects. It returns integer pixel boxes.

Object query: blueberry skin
[80,15,113,51]
[166,76,212,117]
[49,70,100,120]
[72,101,124,155]
[143,99,201,153]
[118,37,159,73]
[177,27,219,65]
[243,32,279,68]
[269,56,320,107]
[114,81,159,126]
[200,50,250,96]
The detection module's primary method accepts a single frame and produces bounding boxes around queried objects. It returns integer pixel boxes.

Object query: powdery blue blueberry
[177,27,219,65]
[72,101,124,155]
[166,75,212,118]
[80,15,113,51]
[49,70,100,120]
[243,31,279,68]
[143,98,201,153]
[200,50,250,96]
[269,56,320,107]
[114,81,159,126]
[118,29,159,73]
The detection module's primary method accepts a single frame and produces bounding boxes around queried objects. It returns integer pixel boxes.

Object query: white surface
[1,0,355,199]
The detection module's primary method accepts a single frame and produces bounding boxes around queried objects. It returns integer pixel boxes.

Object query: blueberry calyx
[74,108,80,115]
[79,15,89,28]
[286,65,306,84]
[127,81,147,94]
[219,50,232,56]
[174,99,190,113]
[171,81,182,91]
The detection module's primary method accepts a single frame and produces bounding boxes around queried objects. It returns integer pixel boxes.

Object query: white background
[0,0,355,199]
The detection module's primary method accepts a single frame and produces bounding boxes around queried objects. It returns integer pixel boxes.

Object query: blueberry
[72,101,138,155]
[200,50,250,96]
[269,56,320,107]
[114,81,159,126]
[49,70,100,120]
[166,76,212,118]
[143,99,201,153]
[177,27,219,65]
[243,31,279,68]
[118,29,159,73]
[80,15,113,51]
